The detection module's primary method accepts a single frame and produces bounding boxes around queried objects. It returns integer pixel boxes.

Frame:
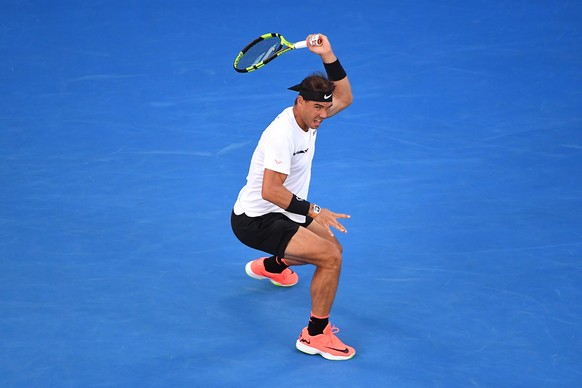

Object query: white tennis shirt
[234,106,317,223]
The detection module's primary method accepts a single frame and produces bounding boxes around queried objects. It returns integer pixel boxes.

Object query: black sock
[308,315,329,336]
[263,256,288,274]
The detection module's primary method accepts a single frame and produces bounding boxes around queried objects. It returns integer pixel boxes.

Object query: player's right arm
[262,168,349,235]
[261,168,294,211]
[306,33,352,117]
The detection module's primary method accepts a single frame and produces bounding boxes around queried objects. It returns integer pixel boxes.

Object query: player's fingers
[316,33,328,42]
[321,222,335,237]
[331,221,348,234]
[308,34,323,47]
[316,217,339,236]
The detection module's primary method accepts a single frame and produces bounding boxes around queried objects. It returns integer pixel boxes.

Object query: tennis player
[231,33,355,360]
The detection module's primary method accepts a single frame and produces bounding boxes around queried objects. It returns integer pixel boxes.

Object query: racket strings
[236,37,283,69]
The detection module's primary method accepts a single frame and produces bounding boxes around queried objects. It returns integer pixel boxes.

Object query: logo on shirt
[293,148,309,156]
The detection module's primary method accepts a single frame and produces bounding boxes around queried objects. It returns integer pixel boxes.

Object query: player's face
[302,100,333,129]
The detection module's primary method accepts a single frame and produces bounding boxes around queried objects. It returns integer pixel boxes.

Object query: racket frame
[233,33,307,73]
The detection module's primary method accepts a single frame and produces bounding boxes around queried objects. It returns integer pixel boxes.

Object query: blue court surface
[1,1,581,387]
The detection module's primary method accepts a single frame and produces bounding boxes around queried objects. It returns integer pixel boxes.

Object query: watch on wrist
[312,204,321,216]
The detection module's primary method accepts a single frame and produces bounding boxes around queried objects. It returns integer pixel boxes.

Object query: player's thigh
[305,218,343,252]
[284,226,341,267]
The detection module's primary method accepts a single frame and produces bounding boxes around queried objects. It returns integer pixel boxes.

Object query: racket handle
[294,40,308,49]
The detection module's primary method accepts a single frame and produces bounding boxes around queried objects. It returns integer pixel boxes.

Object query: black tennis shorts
[231,210,313,258]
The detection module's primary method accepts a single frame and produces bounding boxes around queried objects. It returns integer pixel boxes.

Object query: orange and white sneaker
[244,257,298,287]
[296,324,356,360]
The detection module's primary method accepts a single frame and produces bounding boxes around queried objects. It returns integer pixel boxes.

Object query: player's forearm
[320,51,337,65]
[321,50,352,113]
[333,76,353,108]
[262,183,294,210]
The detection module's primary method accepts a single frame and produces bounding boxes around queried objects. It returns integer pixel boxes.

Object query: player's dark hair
[293,72,335,105]
[300,72,335,100]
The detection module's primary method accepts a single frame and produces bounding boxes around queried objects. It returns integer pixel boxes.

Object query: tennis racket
[233,33,322,73]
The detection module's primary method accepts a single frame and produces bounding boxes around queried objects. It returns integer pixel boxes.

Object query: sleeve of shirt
[262,129,294,176]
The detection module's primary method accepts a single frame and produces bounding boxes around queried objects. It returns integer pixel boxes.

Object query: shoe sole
[244,261,297,287]
[296,340,355,361]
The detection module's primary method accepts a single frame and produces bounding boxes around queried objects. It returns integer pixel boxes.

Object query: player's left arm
[327,75,352,118]
[306,33,352,117]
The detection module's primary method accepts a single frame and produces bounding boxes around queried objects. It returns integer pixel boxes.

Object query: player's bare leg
[284,224,355,360]
[283,222,342,316]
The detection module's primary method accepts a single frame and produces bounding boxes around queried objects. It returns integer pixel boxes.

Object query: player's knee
[323,244,342,271]
[336,240,343,254]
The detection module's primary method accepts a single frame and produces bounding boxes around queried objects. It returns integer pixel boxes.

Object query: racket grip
[294,40,308,49]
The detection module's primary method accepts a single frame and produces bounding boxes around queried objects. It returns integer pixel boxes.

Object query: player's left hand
[314,207,350,237]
